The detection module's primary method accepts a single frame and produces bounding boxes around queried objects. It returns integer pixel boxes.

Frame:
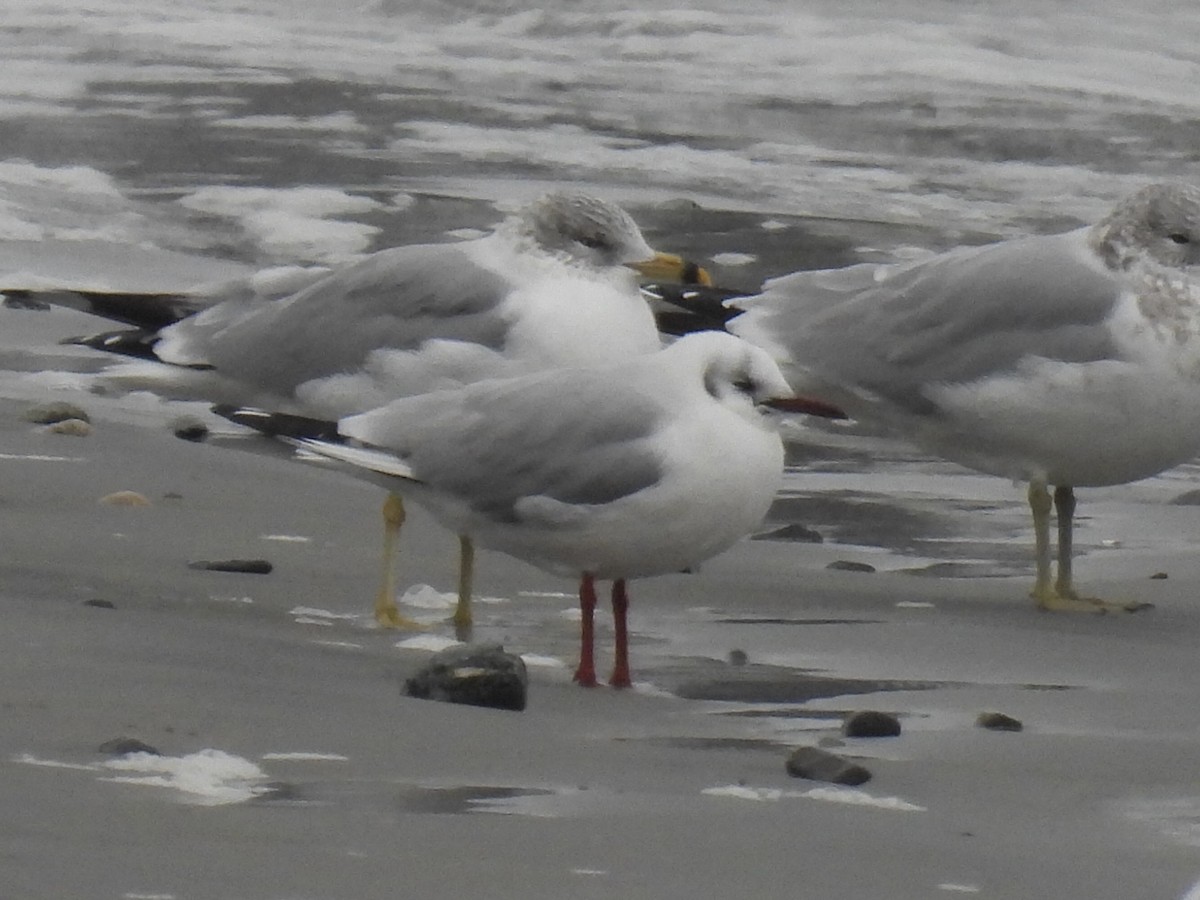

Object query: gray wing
[161,243,513,396]
[736,230,1123,415]
[344,369,667,522]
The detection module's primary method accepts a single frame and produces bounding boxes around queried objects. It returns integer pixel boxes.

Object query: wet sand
[4,242,1200,899]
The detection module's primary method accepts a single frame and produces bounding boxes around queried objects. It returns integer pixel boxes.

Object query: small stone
[84,599,116,609]
[727,649,748,667]
[827,560,876,573]
[46,418,92,437]
[404,641,528,711]
[785,746,872,785]
[843,710,902,738]
[187,559,273,575]
[976,711,1023,732]
[1150,572,1168,580]
[98,490,151,507]
[24,401,90,425]
[170,415,209,442]
[98,737,160,756]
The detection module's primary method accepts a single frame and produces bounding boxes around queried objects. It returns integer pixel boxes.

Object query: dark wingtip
[61,328,161,361]
[765,396,849,419]
[211,405,343,441]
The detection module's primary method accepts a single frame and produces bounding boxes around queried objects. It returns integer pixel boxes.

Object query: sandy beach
[2,291,1200,900]
[5,1,1200,893]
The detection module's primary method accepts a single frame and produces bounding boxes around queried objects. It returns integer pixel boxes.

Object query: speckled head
[1092,182,1200,270]
[516,192,657,268]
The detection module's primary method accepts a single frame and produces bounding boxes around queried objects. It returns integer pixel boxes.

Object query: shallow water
[3,0,1200,268]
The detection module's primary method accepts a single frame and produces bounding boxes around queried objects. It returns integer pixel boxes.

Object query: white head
[667,331,795,419]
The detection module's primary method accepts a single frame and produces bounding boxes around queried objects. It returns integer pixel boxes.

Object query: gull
[666,182,1200,612]
[217,331,795,687]
[52,192,706,631]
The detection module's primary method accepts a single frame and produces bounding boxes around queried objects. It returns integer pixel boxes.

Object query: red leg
[610,578,631,689]
[573,573,598,687]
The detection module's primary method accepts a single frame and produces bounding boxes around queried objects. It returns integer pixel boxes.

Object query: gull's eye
[1168,232,1191,245]
[733,378,757,395]
[578,234,610,251]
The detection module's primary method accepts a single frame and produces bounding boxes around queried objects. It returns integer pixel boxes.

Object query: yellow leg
[1028,480,1055,605]
[374,493,425,629]
[1028,483,1150,613]
[452,535,474,640]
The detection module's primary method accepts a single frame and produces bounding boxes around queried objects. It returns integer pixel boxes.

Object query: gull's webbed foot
[1031,585,1153,614]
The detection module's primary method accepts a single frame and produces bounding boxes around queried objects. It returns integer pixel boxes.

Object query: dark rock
[1150,572,1168,580]
[827,559,876,573]
[976,711,1024,732]
[23,401,90,425]
[187,559,273,575]
[753,523,824,543]
[785,746,872,785]
[843,710,902,738]
[3,291,51,311]
[99,737,160,756]
[727,649,748,667]
[404,642,528,711]
[83,599,116,609]
[170,416,209,442]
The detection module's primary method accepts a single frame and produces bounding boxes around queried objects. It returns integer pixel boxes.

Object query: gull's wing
[156,242,514,396]
[341,368,669,523]
[733,229,1124,415]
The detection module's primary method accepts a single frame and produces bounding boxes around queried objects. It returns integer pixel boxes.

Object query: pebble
[785,746,872,785]
[975,711,1024,732]
[46,418,92,437]
[187,559,274,575]
[98,491,151,507]
[24,401,90,425]
[170,415,209,442]
[827,560,877,573]
[98,737,160,756]
[404,642,528,711]
[83,599,116,610]
[843,710,902,738]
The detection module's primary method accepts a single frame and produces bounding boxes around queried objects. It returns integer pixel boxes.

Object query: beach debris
[24,401,90,425]
[404,641,528,711]
[827,560,877,573]
[975,711,1023,732]
[785,746,872,785]
[170,415,209,442]
[46,418,92,437]
[843,710,902,738]
[83,598,116,610]
[99,737,161,757]
[188,559,274,575]
[98,490,151,507]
